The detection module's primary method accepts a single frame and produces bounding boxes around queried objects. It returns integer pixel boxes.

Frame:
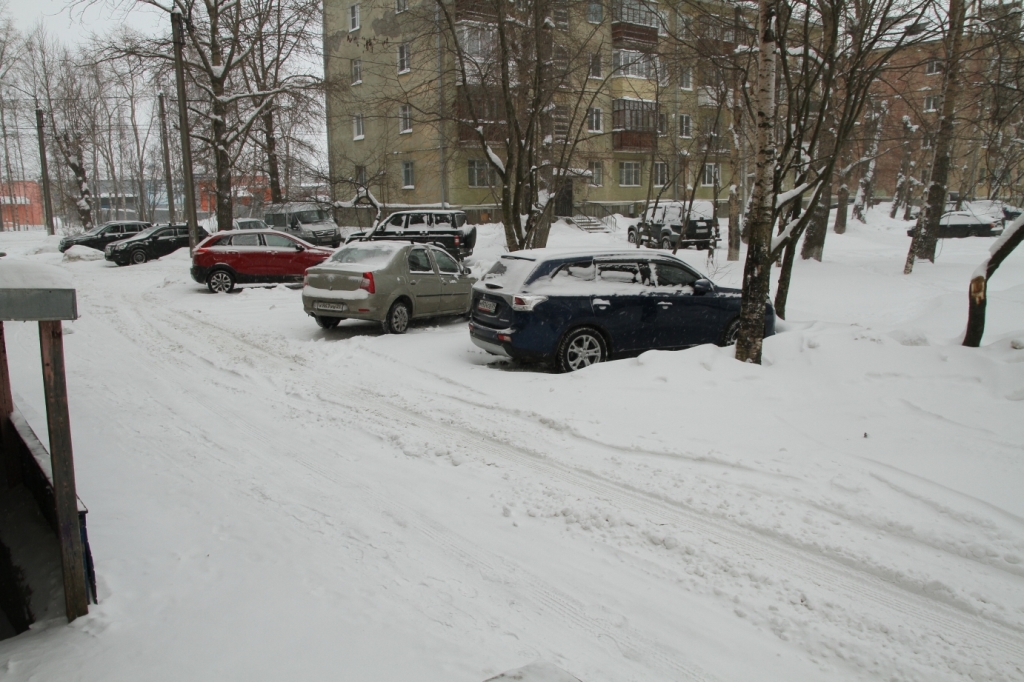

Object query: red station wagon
[191,229,334,293]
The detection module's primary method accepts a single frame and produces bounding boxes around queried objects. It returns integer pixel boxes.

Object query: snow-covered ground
[1,206,1022,681]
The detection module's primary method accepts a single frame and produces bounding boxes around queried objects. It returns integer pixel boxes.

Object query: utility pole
[172,10,200,251]
[35,108,55,236]
[158,92,176,224]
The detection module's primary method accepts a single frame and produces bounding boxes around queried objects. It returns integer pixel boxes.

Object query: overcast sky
[6,0,165,44]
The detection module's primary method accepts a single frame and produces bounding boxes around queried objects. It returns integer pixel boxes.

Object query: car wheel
[627,231,637,244]
[130,249,147,265]
[557,327,607,373]
[383,299,411,334]
[661,237,673,250]
[315,315,342,329]
[720,317,740,347]
[207,269,235,294]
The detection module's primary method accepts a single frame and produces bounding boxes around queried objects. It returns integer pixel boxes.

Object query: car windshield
[480,256,537,290]
[133,226,161,238]
[329,244,401,268]
[292,210,327,224]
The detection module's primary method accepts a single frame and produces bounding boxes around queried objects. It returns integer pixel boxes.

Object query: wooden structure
[0,261,93,624]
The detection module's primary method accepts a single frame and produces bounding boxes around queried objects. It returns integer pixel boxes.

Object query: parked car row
[905,200,1021,238]
[627,201,720,251]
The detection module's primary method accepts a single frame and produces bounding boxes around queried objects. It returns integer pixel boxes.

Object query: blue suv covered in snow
[468,248,775,372]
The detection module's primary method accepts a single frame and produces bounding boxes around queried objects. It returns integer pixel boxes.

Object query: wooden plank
[0,321,19,488]
[37,320,88,621]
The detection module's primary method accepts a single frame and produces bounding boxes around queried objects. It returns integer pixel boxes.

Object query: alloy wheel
[566,333,603,370]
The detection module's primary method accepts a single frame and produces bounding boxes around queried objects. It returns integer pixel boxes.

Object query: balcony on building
[456,86,505,143]
[612,98,657,151]
[455,0,497,22]
[611,0,659,50]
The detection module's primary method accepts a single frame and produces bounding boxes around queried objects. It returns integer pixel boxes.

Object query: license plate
[477,300,497,313]
[314,302,346,312]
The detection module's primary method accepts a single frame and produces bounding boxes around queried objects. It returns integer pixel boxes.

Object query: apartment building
[867,2,1024,204]
[323,0,750,222]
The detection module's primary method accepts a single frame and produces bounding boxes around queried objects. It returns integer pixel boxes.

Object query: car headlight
[115,243,128,250]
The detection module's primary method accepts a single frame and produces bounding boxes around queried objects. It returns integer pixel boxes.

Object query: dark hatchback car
[105,224,209,265]
[191,229,334,293]
[469,249,775,372]
[60,221,151,253]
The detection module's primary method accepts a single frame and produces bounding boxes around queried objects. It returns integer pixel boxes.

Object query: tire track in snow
[100,292,720,682]
[134,291,1024,677]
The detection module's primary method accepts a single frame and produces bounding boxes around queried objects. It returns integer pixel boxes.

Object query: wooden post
[38,320,89,621]
[0,321,18,488]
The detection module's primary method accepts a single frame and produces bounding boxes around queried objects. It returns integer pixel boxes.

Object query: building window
[702,163,719,186]
[619,161,641,187]
[398,44,411,73]
[399,104,412,133]
[677,12,692,39]
[355,165,367,185]
[552,106,569,141]
[553,0,568,29]
[613,49,656,79]
[658,112,668,135]
[468,159,496,187]
[587,0,603,23]
[351,59,362,85]
[925,58,942,75]
[589,52,603,79]
[679,67,692,90]
[924,95,939,112]
[353,113,364,140]
[396,0,407,13]
[349,4,360,31]
[679,113,692,138]
[588,161,603,186]
[653,162,668,186]
[587,107,602,132]
[612,98,657,131]
[402,161,414,188]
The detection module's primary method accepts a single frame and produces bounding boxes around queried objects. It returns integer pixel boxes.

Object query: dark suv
[104,224,209,265]
[59,221,151,253]
[468,249,775,372]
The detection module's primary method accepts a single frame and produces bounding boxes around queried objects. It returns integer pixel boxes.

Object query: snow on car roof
[505,246,694,262]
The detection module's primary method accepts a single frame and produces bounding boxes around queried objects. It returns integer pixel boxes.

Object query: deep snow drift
[0,206,1022,681]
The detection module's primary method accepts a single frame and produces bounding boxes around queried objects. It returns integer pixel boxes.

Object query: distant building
[0,181,43,229]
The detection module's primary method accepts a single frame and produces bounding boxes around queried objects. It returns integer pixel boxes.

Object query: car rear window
[330,243,401,268]
[480,256,538,290]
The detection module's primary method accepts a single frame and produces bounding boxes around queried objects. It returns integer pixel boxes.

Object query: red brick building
[0,181,44,229]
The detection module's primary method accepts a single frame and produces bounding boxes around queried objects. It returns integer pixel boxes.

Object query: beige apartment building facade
[323,0,748,223]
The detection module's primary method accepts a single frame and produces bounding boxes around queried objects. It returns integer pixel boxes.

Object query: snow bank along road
[1,214,1023,681]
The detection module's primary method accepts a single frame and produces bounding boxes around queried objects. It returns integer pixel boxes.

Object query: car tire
[661,237,673,250]
[627,230,637,244]
[382,299,411,334]
[720,317,740,347]
[207,269,235,294]
[556,327,607,373]
[130,249,147,265]
[315,315,342,329]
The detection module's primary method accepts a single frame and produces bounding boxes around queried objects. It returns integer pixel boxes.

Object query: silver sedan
[302,242,476,333]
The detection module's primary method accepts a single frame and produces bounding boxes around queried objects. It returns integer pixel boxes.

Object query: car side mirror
[294,243,305,251]
[693,278,714,295]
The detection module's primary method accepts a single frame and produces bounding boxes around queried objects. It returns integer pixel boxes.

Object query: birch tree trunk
[735,0,778,364]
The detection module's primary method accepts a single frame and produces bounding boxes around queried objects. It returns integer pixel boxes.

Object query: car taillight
[360,272,375,294]
[511,295,548,311]
[194,247,209,257]
[454,235,460,246]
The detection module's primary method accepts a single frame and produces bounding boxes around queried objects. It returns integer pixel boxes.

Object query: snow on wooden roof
[0,260,78,321]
